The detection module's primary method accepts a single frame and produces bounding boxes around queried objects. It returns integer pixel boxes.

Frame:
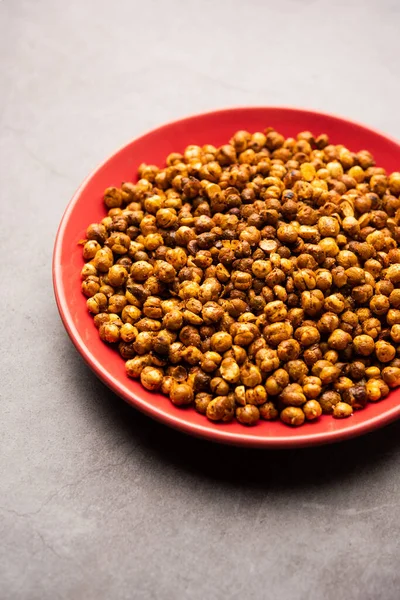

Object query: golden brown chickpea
[81,276,100,298]
[83,240,101,261]
[121,305,141,324]
[246,385,267,405]
[206,396,235,422]
[120,323,137,343]
[295,325,320,347]
[265,369,290,395]
[236,404,260,425]
[130,261,154,282]
[99,322,120,343]
[125,355,152,378]
[390,324,400,343]
[140,366,163,391]
[280,406,305,426]
[365,366,381,379]
[220,357,241,383]
[334,377,354,393]
[94,312,110,329]
[303,400,322,421]
[211,332,233,353]
[362,317,381,339]
[280,383,306,406]
[161,309,183,331]
[375,340,396,363]
[366,378,390,402]
[277,224,298,244]
[333,402,353,418]
[93,247,114,273]
[387,309,400,326]
[201,351,222,373]
[302,376,322,399]
[327,329,352,350]
[240,362,262,387]
[87,292,108,314]
[277,339,301,362]
[353,334,375,356]
[133,331,154,355]
[210,377,230,396]
[81,262,98,280]
[108,294,127,314]
[170,383,194,406]
[87,222,107,243]
[285,360,308,382]
[370,294,390,316]
[256,348,280,373]
[382,366,400,388]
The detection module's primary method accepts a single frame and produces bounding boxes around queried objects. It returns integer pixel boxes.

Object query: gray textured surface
[1,0,400,598]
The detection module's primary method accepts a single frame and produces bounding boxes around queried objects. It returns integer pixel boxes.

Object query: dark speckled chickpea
[319,390,341,414]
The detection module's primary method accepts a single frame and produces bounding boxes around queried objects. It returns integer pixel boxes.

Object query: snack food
[79,127,400,426]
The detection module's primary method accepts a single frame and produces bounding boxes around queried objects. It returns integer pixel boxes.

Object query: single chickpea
[99,322,120,343]
[240,362,262,387]
[236,405,260,425]
[280,407,305,426]
[327,329,352,350]
[140,366,163,391]
[333,402,353,419]
[211,332,233,353]
[382,366,400,388]
[303,400,322,421]
[353,335,375,356]
[319,390,341,414]
[280,383,306,407]
[375,340,396,363]
[390,324,400,343]
[195,393,213,415]
[170,383,194,406]
[120,323,137,343]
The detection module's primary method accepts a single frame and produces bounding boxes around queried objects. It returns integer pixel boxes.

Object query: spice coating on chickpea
[79,127,400,428]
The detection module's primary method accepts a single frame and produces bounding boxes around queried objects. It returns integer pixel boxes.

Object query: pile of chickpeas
[80,127,400,427]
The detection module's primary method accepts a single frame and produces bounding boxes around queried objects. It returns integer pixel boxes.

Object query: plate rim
[53,105,400,448]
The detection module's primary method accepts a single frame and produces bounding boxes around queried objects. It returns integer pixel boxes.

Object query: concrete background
[1,0,400,598]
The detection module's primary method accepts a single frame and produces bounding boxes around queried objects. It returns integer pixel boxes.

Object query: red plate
[53,107,400,448]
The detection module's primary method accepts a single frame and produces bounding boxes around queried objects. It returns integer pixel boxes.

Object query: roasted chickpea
[259,401,279,420]
[140,366,163,391]
[236,404,260,425]
[280,406,305,426]
[353,335,375,356]
[375,340,396,363]
[82,129,400,429]
[170,383,194,406]
[333,402,353,418]
[303,400,322,421]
